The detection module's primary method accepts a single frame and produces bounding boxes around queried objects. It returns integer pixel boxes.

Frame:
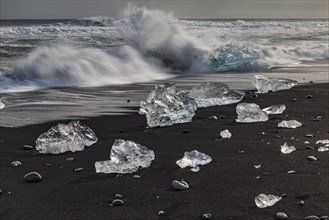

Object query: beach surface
[0,83,328,220]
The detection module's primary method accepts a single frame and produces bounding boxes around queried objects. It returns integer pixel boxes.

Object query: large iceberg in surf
[253,75,298,93]
[139,83,197,127]
[189,82,244,107]
[210,42,270,72]
[95,139,155,174]
[36,121,98,154]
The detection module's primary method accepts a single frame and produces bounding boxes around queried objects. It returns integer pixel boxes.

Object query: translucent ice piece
[0,101,5,109]
[95,139,155,174]
[220,129,232,139]
[36,121,98,154]
[236,103,269,123]
[255,193,282,208]
[262,104,286,115]
[176,150,212,170]
[139,83,197,127]
[210,42,270,72]
[318,147,329,152]
[254,75,298,93]
[280,142,296,154]
[316,139,329,146]
[278,120,302,129]
[189,82,244,107]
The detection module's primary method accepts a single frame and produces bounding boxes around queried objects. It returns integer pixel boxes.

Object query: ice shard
[280,143,296,154]
[316,139,329,146]
[220,129,232,139]
[253,75,298,93]
[262,104,286,115]
[139,83,197,127]
[189,82,244,107]
[278,120,302,129]
[0,101,5,109]
[236,103,269,123]
[36,121,98,154]
[95,139,155,174]
[255,194,282,208]
[176,150,212,171]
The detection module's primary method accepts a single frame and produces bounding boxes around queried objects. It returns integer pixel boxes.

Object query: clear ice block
[262,104,286,115]
[253,75,298,93]
[278,120,302,129]
[95,139,155,174]
[255,193,282,208]
[139,83,197,127]
[220,129,232,139]
[36,121,98,154]
[189,82,244,107]
[236,103,269,123]
[280,142,296,154]
[176,150,212,171]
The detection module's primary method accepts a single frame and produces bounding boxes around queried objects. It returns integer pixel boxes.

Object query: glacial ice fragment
[280,143,296,154]
[95,139,155,174]
[318,147,329,152]
[220,129,232,139]
[236,103,269,123]
[0,101,5,109]
[254,75,298,93]
[278,120,302,129]
[176,150,212,171]
[210,42,270,72]
[255,193,282,208]
[36,121,98,154]
[316,139,329,146]
[139,83,197,127]
[262,104,286,115]
[189,82,244,107]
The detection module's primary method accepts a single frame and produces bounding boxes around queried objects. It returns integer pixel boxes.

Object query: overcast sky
[1,0,328,19]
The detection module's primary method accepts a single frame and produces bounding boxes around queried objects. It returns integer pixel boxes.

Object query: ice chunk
[280,142,296,154]
[262,104,286,115]
[139,83,197,127]
[255,193,282,208]
[176,150,212,171]
[278,120,302,129]
[220,129,232,139]
[253,75,298,93]
[36,121,98,154]
[189,82,244,107]
[316,139,329,146]
[236,103,269,123]
[95,139,155,174]
[318,147,329,152]
[0,101,5,109]
[210,42,270,72]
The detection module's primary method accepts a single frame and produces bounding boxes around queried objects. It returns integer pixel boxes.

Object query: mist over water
[0,6,328,93]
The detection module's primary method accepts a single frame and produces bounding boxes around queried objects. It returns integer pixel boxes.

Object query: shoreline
[0,83,328,219]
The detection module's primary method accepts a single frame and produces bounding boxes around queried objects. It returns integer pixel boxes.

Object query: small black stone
[112,199,124,206]
[306,95,313,99]
[320,216,329,220]
[268,90,273,93]
[24,172,42,183]
[245,91,252,95]
[126,99,130,103]
[114,194,122,199]
[23,145,33,150]
[309,81,314,83]
[262,172,270,176]
[202,213,212,220]
[305,134,314,138]
[219,115,226,119]
[0,189,3,194]
[252,94,258,98]
[43,163,52,166]
[292,98,297,102]
[182,130,190,134]
[305,215,320,220]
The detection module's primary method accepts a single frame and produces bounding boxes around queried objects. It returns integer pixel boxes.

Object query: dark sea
[0,7,328,127]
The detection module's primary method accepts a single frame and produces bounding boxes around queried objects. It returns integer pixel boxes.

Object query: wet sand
[0,83,328,219]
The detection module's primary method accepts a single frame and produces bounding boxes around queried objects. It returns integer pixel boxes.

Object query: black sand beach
[0,83,328,220]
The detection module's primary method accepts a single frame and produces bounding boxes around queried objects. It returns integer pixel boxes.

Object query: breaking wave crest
[1,5,328,93]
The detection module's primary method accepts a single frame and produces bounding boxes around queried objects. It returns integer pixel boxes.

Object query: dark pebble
[305,146,315,150]
[309,81,314,83]
[306,95,313,99]
[305,216,319,220]
[268,90,273,93]
[245,91,252,95]
[277,212,288,219]
[252,94,258,98]
[238,150,245,154]
[219,115,226,119]
[112,199,124,206]
[274,135,281,138]
[305,134,314,138]
[0,189,3,194]
[299,200,305,206]
[126,99,130,103]
[24,172,42,183]
[73,167,83,172]
[182,130,190,134]
[292,98,297,102]
[23,145,33,150]
[65,157,74,161]
[320,216,329,220]
[43,163,52,166]
[115,174,123,178]
[171,180,189,191]
[307,156,318,161]
[262,172,270,176]
[281,194,287,198]
[202,213,212,220]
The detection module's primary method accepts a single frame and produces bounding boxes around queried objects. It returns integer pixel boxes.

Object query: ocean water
[0,6,328,127]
